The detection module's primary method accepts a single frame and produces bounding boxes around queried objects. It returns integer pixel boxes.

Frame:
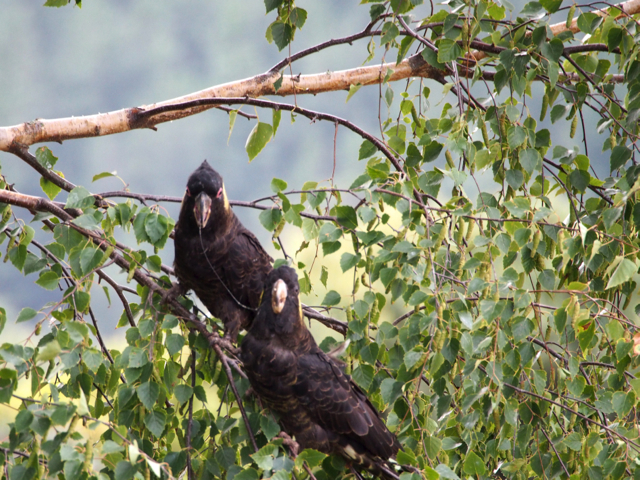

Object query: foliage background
[1,0,639,479]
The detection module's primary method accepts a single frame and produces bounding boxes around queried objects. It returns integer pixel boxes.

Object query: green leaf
[114,460,137,480]
[290,7,307,28]
[40,177,62,200]
[352,364,374,390]
[577,12,602,34]
[270,178,287,193]
[380,21,399,44]
[259,208,283,231]
[424,436,442,459]
[335,206,358,230]
[603,207,622,232]
[129,348,148,368]
[14,409,34,433]
[606,258,636,289]
[359,140,377,160]
[380,378,402,404]
[35,270,60,290]
[437,39,462,62]
[79,246,104,275]
[54,225,85,253]
[541,38,564,62]
[346,83,362,102]
[538,269,555,290]
[35,146,58,169]
[302,218,319,241]
[246,122,274,160]
[137,382,160,410]
[360,343,379,364]
[436,464,461,479]
[144,409,166,437]
[166,333,185,357]
[73,291,91,313]
[72,210,103,230]
[507,126,526,148]
[322,290,341,306]
[16,307,37,324]
[520,148,541,174]
[578,321,596,354]
[608,27,623,50]
[251,444,277,470]
[408,290,429,306]
[65,186,95,209]
[264,0,283,13]
[540,0,562,13]
[340,252,360,272]
[271,21,293,50]
[260,414,280,440]
[318,223,341,243]
[423,141,443,163]
[144,213,169,244]
[612,391,635,416]
[234,468,260,480]
[44,0,70,6]
[463,451,487,475]
[506,170,524,189]
[174,385,193,405]
[9,245,27,271]
[83,348,103,373]
[66,320,89,342]
[296,449,327,468]
[0,308,5,336]
[568,169,590,193]
[92,171,116,182]
[610,145,632,171]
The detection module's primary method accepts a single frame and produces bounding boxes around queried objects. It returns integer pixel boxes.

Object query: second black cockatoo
[173,160,273,342]
[241,266,401,476]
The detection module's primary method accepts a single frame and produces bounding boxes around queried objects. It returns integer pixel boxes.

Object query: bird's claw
[206,332,239,355]
[278,432,299,457]
[160,282,186,306]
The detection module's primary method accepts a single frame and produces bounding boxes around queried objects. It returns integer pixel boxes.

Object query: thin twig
[214,344,258,452]
[186,350,196,480]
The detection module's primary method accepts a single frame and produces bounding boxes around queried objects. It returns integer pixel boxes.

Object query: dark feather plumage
[241,266,401,476]
[173,160,273,341]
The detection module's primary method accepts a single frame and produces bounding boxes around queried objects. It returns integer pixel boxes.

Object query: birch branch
[0,0,635,151]
[0,52,441,151]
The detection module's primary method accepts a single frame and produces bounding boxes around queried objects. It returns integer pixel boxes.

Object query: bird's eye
[185,187,191,197]
[216,187,223,199]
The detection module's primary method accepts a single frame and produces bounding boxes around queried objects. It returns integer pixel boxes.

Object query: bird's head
[264,266,303,334]
[180,160,230,231]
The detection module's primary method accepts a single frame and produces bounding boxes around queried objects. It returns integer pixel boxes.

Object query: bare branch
[214,344,259,453]
[0,53,441,151]
[96,270,137,327]
[301,305,347,335]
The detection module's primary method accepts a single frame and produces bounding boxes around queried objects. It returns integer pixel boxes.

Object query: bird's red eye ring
[216,187,223,199]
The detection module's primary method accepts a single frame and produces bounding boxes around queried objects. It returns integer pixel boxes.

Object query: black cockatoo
[241,266,401,476]
[173,160,273,342]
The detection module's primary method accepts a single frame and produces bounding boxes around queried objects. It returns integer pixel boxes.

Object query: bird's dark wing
[239,229,274,263]
[219,228,273,309]
[293,351,400,461]
[241,329,301,413]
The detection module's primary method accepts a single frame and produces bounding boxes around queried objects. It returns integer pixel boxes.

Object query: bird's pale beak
[194,192,212,229]
[272,279,287,314]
